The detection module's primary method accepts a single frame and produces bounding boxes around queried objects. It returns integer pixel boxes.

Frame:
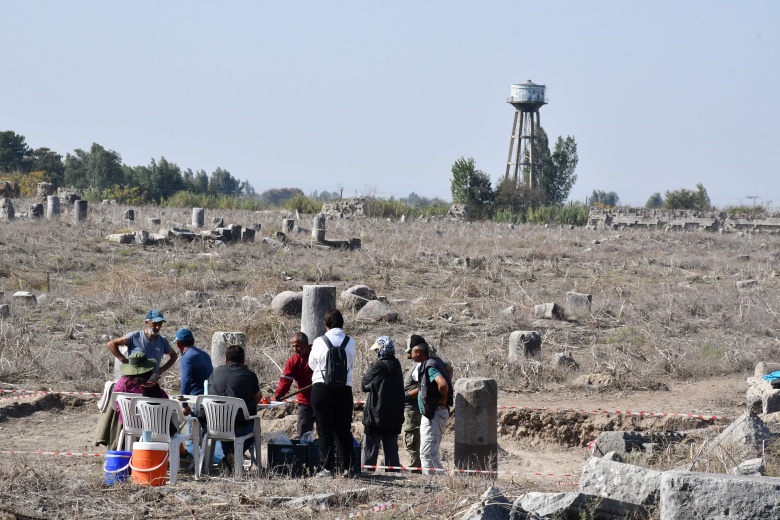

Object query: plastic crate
[311,440,362,475]
[267,440,319,476]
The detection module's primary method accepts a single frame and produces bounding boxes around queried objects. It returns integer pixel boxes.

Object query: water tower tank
[508,80,547,108]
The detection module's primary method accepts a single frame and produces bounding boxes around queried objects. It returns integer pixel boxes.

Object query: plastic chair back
[195,396,248,440]
[114,392,145,433]
[132,397,182,443]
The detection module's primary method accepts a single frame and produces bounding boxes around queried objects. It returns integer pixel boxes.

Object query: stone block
[123,209,135,221]
[241,228,255,242]
[763,390,780,414]
[565,291,592,318]
[271,291,303,316]
[592,431,686,458]
[508,331,541,361]
[706,412,773,462]
[148,217,161,226]
[0,304,10,318]
[228,224,242,242]
[12,291,37,306]
[514,492,647,520]
[728,457,764,476]
[460,487,512,520]
[210,332,246,369]
[660,471,780,519]
[211,217,224,229]
[579,455,662,506]
[550,352,579,371]
[532,302,563,320]
[736,279,758,288]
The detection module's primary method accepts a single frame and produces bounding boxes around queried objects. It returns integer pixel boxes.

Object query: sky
[3,1,779,208]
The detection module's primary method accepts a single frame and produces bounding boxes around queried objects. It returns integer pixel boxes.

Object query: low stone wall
[589,208,780,233]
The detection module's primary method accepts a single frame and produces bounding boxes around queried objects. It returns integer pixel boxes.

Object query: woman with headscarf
[360,336,405,472]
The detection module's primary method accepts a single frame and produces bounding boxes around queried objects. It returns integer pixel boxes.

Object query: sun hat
[370,336,395,358]
[175,328,194,342]
[146,309,165,323]
[121,352,157,376]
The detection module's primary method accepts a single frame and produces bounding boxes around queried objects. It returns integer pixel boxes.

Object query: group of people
[101,307,455,477]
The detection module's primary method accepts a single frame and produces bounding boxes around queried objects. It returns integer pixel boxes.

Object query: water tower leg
[505,110,519,182]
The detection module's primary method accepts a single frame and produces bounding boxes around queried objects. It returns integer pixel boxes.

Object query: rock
[185,291,211,302]
[532,303,563,320]
[514,492,647,520]
[579,454,662,506]
[106,233,135,244]
[460,487,512,520]
[573,373,614,389]
[755,362,780,377]
[591,431,686,458]
[736,279,757,288]
[705,412,774,462]
[211,217,224,229]
[508,331,541,360]
[339,285,377,311]
[660,471,780,519]
[355,300,397,323]
[550,352,579,371]
[147,217,161,225]
[241,228,256,242]
[0,304,10,318]
[499,306,516,317]
[565,292,592,318]
[271,291,303,316]
[728,457,764,476]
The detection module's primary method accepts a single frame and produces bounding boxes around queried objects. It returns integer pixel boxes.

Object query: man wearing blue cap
[174,328,213,396]
[106,309,178,376]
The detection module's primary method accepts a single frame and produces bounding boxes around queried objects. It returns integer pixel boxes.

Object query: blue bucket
[104,450,132,484]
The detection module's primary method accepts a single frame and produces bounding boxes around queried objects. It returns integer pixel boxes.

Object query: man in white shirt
[308,309,357,477]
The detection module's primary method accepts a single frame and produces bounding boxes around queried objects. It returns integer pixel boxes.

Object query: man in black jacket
[360,336,405,472]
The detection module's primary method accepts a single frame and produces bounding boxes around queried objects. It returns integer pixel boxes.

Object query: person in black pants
[308,309,357,477]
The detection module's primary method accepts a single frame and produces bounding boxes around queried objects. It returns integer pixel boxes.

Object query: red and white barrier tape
[335,502,395,519]
[0,388,730,421]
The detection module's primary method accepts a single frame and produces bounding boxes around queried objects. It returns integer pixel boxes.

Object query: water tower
[505,80,547,188]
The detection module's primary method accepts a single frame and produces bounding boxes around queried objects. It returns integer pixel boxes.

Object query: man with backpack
[308,309,357,477]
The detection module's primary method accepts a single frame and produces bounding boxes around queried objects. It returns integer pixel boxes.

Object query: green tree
[259,187,304,206]
[590,189,619,207]
[64,143,124,191]
[646,192,664,208]
[450,156,493,218]
[0,131,31,173]
[664,183,711,210]
[493,176,545,216]
[30,147,65,186]
[525,128,578,205]
[209,167,242,196]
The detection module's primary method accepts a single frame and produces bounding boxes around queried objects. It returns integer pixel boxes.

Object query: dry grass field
[0,203,778,518]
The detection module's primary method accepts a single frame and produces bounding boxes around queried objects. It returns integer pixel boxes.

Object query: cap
[175,328,194,342]
[146,309,165,323]
[405,334,427,354]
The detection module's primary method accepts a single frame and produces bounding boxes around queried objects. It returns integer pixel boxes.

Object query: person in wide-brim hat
[120,352,157,376]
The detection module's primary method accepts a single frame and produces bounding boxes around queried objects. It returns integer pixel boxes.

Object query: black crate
[267,440,319,476]
[311,440,362,475]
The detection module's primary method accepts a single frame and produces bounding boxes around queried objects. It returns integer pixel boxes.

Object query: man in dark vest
[411,341,453,475]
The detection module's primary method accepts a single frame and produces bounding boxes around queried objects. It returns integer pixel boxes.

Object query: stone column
[312,214,326,242]
[124,209,135,221]
[282,218,294,233]
[211,332,246,368]
[454,378,498,472]
[301,285,336,341]
[74,200,88,221]
[113,345,128,380]
[46,196,60,219]
[192,208,205,228]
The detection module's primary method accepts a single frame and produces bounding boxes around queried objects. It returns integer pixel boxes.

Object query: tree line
[0,130,253,205]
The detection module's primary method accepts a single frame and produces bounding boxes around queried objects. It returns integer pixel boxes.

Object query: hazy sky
[3,2,778,207]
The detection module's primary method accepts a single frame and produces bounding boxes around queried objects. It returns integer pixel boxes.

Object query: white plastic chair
[130,396,201,484]
[114,392,145,451]
[195,395,261,479]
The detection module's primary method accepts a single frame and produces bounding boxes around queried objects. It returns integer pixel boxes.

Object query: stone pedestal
[301,285,336,341]
[46,196,60,219]
[454,378,498,472]
[123,209,135,221]
[283,218,294,233]
[211,332,246,368]
[566,291,592,318]
[74,200,88,221]
[192,208,205,228]
[312,215,326,242]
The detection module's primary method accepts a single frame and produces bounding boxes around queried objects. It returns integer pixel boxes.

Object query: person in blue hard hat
[106,309,178,376]
[174,327,213,396]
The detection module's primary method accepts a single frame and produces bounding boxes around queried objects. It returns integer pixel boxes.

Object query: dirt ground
[0,373,747,480]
